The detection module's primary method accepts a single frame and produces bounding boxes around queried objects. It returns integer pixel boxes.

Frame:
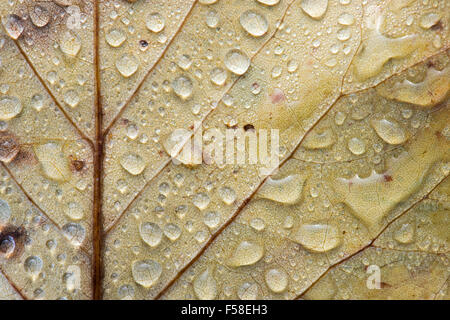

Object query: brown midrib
[92,0,103,300]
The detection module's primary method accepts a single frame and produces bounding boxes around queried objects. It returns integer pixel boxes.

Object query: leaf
[0,0,448,300]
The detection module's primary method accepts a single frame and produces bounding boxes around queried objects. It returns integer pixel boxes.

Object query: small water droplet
[3,15,24,40]
[193,268,217,300]
[65,202,84,220]
[265,268,288,293]
[210,67,227,86]
[24,256,43,281]
[172,75,193,99]
[60,31,81,57]
[347,137,365,155]
[228,241,264,267]
[300,0,329,20]
[62,223,86,246]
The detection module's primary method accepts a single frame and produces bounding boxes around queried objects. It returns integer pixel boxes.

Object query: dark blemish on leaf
[0,225,26,260]
[120,118,130,125]
[12,148,37,167]
[430,20,443,31]
[270,88,285,104]
[383,174,393,182]
[139,40,148,48]
[70,158,85,172]
[0,131,20,163]
[243,124,255,131]
[380,282,392,289]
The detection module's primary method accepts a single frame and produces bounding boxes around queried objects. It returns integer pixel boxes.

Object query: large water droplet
[0,199,11,224]
[224,49,250,75]
[60,31,81,57]
[24,256,43,281]
[258,174,306,204]
[239,10,268,37]
[218,187,236,205]
[193,268,217,300]
[64,89,80,108]
[62,223,86,246]
[120,153,146,175]
[210,67,227,86]
[291,224,342,252]
[172,75,193,99]
[228,241,264,267]
[131,260,162,288]
[0,96,22,120]
[30,5,50,27]
[393,223,415,244]
[105,29,126,47]
[238,282,259,300]
[265,268,288,293]
[419,13,440,30]
[116,54,139,77]
[300,0,328,20]
[3,15,24,40]
[34,142,72,182]
[370,118,408,145]
[163,223,181,241]
[303,128,335,149]
[140,222,162,247]
[347,137,365,155]
[256,0,280,5]
[146,13,165,33]
[65,202,84,220]
[193,193,210,210]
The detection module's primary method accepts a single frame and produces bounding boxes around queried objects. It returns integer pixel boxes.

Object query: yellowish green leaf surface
[0,0,448,300]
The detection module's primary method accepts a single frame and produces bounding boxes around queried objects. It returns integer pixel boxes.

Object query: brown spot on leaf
[0,132,20,163]
[383,174,393,182]
[270,88,285,104]
[0,225,26,260]
[243,124,255,131]
[71,158,85,172]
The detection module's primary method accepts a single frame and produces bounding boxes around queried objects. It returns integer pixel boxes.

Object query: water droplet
[146,13,165,33]
[105,29,126,47]
[177,54,192,70]
[291,224,342,252]
[238,282,259,300]
[131,260,162,288]
[31,94,44,111]
[30,5,50,27]
[24,256,43,281]
[259,174,306,204]
[34,142,71,182]
[300,0,329,20]
[204,211,220,229]
[65,202,84,220]
[193,193,210,210]
[419,13,440,30]
[0,96,22,120]
[3,15,24,40]
[117,284,135,300]
[239,10,268,37]
[303,128,335,149]
[256,0,280,5]
[64,90,80,108]
[370,118,408,145]
[140,222,162,247]
[163,223,181,241]
[205,10,219,28]
[250,218,265,231]
[0,199,11,224]
[120,153,146,175]
[224,49,250,75]
[210,67,227,86]
[347,137,365,155]
[126,124,139,140]
[116,54,139,77]
[172,75,193,99]
[193,268,217,300]
[394,223,415,244]
[228,241,264,267]
[62,223,86,246]
[338,13,355,26]
[218,187,236,205]
[60,31,81,57]
[265,268,288,293]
